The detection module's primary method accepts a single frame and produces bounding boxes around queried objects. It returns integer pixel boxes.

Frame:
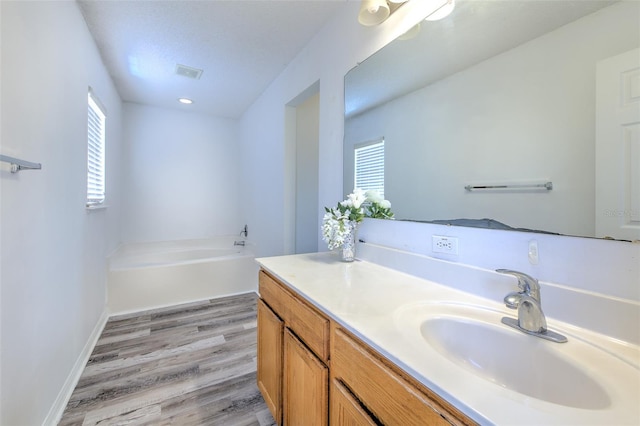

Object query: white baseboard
[42,309,109,426]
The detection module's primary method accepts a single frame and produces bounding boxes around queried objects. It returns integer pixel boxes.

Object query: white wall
[0,1,123,424]
[295,92,320,254]
[345,2,639,237]
[121,103,242,243]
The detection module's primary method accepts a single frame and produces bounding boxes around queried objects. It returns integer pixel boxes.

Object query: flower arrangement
[321,189,394,251]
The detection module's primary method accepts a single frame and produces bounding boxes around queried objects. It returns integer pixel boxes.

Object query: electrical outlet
[432,235,459,255]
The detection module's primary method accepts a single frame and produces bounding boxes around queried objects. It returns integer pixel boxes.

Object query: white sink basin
[421,314,608,408]
[394,302,638,410]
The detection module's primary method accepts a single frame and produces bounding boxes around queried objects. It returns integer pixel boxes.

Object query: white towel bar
[0,154,42,173]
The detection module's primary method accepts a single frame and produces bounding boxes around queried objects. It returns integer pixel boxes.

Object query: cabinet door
[257,299,284,425]
[284,329,328,426]
[331,379,377,426]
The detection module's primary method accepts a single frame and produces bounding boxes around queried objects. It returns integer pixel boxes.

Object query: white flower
[322,187,393,251]
[365,189,384,204]
[348,188,367,209]
[322,213,351,250]
[333,207,348,221]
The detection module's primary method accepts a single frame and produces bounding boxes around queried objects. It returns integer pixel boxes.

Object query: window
[87,89,106,206]
[354,139,384,197]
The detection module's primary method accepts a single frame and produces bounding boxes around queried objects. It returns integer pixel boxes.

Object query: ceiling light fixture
[178,98,193,105]
[358,0,409,26]
[425,0,455,21]
[358,0,390,26]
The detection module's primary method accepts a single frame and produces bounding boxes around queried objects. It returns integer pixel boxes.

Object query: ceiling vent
[175,64,203,80]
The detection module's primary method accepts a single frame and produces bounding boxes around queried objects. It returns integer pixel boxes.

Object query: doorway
[285,83,320,254]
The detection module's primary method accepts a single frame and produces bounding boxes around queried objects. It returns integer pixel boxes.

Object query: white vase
[342,221,358,262]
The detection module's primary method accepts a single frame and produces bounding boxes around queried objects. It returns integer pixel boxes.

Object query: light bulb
[358,0,391,26]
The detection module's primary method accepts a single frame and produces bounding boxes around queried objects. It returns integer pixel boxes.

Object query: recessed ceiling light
[178,98,193,105]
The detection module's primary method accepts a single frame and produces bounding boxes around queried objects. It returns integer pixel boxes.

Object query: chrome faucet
[499,269,541,309]
[497,269,567,343]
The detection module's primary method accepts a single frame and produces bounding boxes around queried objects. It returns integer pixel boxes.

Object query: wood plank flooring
[59,292,276,426]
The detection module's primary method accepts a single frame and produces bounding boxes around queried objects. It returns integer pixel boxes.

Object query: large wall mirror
[344,0,640,241]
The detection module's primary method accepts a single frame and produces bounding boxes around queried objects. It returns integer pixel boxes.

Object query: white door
[595,48,640,241]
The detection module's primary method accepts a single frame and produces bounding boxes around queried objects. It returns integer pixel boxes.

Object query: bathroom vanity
[257,268,471,426]
[256,250,640,425]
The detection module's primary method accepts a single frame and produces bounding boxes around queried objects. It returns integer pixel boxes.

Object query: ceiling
[78,0,349,119]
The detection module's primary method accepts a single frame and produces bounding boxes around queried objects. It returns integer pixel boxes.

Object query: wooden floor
[59,292,275,426]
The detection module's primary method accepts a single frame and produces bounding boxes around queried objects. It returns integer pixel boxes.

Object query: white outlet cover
[528,239,539,264]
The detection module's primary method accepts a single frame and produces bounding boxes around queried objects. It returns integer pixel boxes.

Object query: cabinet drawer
[259,271,329,362]
[332,326,471,426]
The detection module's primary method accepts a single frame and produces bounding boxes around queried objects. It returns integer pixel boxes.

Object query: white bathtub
[107,237,258,314]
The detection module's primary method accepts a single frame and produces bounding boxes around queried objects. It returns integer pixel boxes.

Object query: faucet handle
[496,269,541,301]
[503,291,522,309]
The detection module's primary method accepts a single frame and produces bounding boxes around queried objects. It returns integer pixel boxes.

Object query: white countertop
[257,251,640,426]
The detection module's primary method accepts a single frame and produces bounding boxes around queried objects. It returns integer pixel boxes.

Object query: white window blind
[354,139,384,197]
[87,90,106,206]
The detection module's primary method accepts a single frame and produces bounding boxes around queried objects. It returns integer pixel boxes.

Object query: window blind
[87,91,106,206]
[354,139,384,197]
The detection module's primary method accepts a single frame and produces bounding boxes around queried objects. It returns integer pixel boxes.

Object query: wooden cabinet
[257,269,475,426]
[257,299,283,424]
[258,270,329,426]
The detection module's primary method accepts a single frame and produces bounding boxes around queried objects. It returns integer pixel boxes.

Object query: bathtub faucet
[240,225,248,237]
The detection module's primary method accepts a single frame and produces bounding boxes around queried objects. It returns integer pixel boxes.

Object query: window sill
[86,203,108,211]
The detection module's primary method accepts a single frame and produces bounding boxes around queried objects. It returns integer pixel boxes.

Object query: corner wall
[120,103,242,243]
[0,2,123,424]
